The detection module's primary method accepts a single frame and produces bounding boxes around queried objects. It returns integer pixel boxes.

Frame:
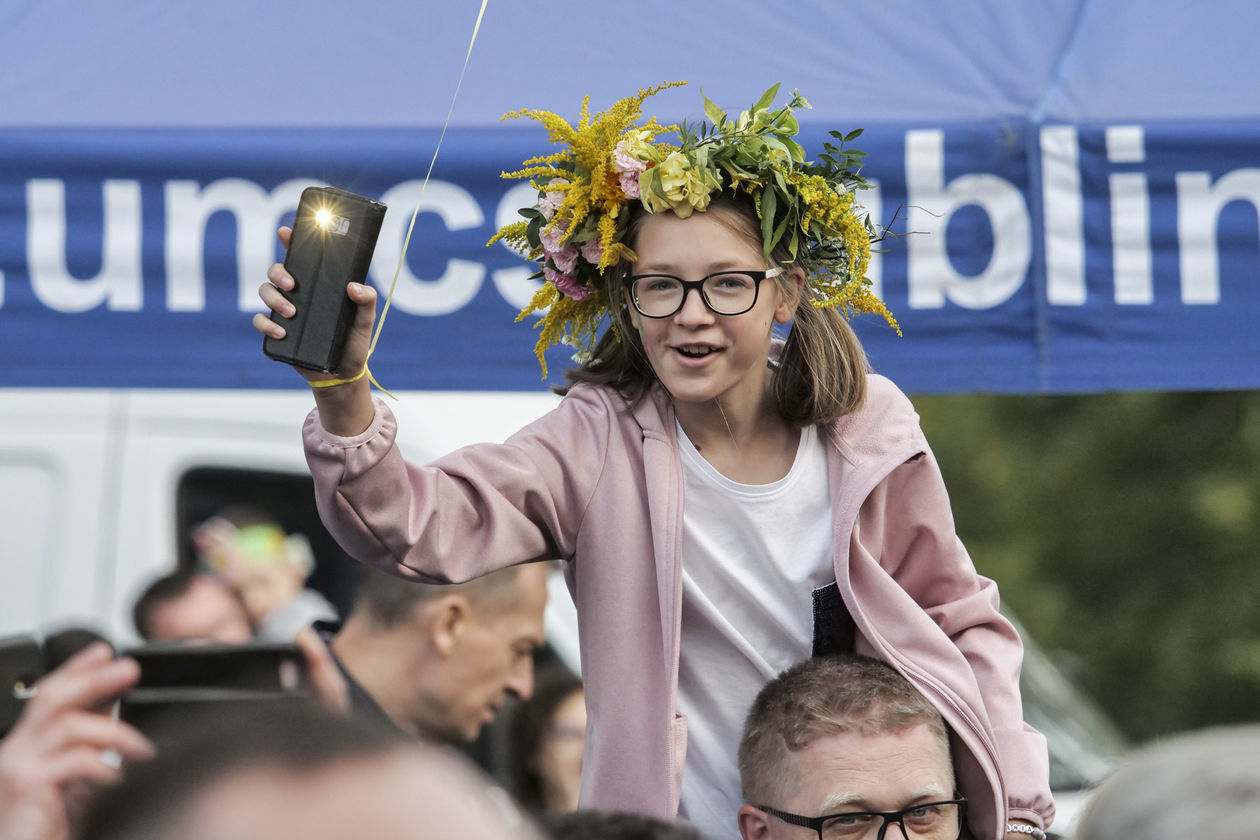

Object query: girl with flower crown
[253,83,1053,840]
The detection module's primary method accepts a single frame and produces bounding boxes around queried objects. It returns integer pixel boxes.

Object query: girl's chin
[658,377,731,406]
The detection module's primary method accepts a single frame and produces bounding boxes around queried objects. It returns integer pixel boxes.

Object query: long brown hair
[560,194,869,426]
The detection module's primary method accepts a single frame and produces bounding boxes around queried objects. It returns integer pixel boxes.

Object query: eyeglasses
[627,268,782,318]
[757,797,967,840]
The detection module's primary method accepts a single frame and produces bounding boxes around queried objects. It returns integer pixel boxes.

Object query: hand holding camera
[0,643,152,840]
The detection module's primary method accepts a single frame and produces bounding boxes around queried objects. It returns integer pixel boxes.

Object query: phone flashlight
[314,208,351,236]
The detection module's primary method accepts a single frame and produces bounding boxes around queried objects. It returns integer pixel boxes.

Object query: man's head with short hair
[1075,723,1260,840]
[78,702,540,840]
[346,561,533,631]
[332,563,549,744]
[132,569,253,644]
[736,656,958,840]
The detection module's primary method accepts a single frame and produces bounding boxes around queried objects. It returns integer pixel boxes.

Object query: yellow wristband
[309,365,368,389]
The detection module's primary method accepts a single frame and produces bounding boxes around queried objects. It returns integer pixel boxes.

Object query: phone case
[263,186,387,373]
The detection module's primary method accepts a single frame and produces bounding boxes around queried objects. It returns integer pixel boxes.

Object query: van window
[175,467,360,618]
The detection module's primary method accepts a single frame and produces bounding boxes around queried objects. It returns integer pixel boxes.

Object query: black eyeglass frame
[626,267,783,318]
[757,797,968,840]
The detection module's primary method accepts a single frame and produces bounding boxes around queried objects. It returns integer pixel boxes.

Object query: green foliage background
[911,391,1260,743]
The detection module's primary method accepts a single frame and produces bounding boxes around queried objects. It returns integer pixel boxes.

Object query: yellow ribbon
[311,0,490,398]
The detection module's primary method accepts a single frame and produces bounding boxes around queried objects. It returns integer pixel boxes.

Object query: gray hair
[738,655,950,806]
[1075,724,1260,840]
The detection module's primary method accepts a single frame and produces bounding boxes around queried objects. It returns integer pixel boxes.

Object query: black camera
[0,635,42,737]
[1,636,308,740]
[118,642,309,738]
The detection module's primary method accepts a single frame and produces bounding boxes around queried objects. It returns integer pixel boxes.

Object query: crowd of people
[6,621,1259,840]
[3,81,1253,840]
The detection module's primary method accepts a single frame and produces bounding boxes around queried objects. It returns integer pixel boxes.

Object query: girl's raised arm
[253,225,378,437]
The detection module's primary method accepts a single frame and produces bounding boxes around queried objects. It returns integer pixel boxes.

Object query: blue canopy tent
[1,0,1256,393]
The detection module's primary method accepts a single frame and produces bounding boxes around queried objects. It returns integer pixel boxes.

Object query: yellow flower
[620,128,659,163]
[657,151,713,218]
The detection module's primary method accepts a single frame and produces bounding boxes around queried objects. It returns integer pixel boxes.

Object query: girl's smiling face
[625,207,797,423]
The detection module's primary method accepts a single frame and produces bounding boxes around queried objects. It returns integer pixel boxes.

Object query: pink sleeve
[302,391,610,584]
[865,450,1055,829]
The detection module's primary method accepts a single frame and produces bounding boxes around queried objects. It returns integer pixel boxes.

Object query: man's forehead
[796,723,954,813]
[490,606,546,643]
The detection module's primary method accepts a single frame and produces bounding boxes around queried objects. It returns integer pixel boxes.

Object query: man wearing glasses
[736,656,1041,840]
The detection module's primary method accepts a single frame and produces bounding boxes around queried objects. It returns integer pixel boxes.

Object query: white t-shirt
[674,422,835,840]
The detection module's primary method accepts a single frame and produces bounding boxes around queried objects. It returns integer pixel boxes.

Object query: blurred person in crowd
[0,643,153,840]
[545,810,703,840]
[132,568,253,644]
[1074,723,1260,840]
[318,562,548,743]
[76,701,541,840]
[193,506,336,640]
[505,654,586,816]
[736,655,982,840]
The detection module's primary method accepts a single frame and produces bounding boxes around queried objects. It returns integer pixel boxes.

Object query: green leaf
[701,90,727,127]
[784,137,806,163]
[649,171,669,202]
[778,110,799,137]
[771,210,791,256]
[760,184,777,248]
[753,83,782,113]
[526,214,543,246]
[844,128,865,142]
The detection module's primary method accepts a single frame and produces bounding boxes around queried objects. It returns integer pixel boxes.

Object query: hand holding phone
[262,187,387,374]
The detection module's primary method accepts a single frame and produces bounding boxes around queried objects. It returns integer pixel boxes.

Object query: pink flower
[539,224,566,253]
[613,139,648,199]
[538,178,569,220]
[580,238,604,266]
[549,244,579,275]
[544,263,589,300]
[618,170,641,199]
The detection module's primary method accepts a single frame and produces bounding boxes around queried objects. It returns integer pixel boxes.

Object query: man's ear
[424,594,470,658]
[737,804,772,840]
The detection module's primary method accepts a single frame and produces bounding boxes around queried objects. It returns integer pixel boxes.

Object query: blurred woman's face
[538,689,586,813]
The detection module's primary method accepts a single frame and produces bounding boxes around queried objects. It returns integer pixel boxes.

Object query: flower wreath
[488,81,899,376]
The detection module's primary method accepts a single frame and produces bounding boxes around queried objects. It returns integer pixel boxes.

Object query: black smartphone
[118,642,309,739]
[263,186,387,374]
[0,635,42,737]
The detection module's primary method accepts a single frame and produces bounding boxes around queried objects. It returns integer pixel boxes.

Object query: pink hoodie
[303,374,1053,839]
